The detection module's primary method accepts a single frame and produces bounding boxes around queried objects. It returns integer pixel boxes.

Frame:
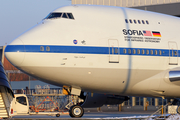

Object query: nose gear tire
[69,105,84,118]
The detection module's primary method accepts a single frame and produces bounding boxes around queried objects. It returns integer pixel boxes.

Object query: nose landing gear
[69,105,84,118]
[63,86,85,118]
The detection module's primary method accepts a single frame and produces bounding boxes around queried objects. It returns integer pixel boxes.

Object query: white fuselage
[5,5,180,98]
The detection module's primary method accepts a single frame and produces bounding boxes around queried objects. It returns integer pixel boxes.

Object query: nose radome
[5,38,25,67]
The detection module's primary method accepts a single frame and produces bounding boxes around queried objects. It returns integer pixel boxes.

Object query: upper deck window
[138,20,141,24]
[142,20,145,24]
[146,20,149,24]
[129,19,132,23]
[125,19,128,23]
[125,19,149,25]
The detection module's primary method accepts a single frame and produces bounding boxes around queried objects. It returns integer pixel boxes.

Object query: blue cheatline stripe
[5,45,177,57]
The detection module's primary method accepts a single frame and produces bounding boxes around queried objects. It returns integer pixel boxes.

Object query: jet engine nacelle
[80,92,129,108]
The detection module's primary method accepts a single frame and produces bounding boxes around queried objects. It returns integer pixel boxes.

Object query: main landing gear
[171,98,180,113]
[69,105,84,118]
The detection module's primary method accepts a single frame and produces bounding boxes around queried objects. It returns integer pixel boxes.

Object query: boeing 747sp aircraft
[4,5,180,117]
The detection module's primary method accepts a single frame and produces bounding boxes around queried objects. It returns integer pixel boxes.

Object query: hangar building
[72,0,180,16]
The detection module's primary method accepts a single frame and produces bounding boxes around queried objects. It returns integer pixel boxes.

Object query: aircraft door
[15,96,29,114]
[168,42,178,65]
[108,39,119,63]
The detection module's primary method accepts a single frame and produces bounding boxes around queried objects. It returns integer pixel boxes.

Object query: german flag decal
[152,31,161,37]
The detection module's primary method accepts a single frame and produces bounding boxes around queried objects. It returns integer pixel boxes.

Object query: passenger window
[151,50,153,55]
[16,96,27,105]
[67,13,74,19]
[142,20,145,24]
[134,20,137,24]
[112,48,114,54]
[40,46,44,51]
[128,49,131,54]
[125,19,128,23]
[137,49,140,54]
[133,49,136,54]
[155,50,157,55]
[159,50,162,55]
[138,20,141,24]
[129,19,132,23]
[115,48,118,53]
[146,50,149,54]
[146,20,149,24]
[123,49,126,54]
[175,51,177,56]
[46,46,50,51]
[62,13,68,18]
[142,50,145,54]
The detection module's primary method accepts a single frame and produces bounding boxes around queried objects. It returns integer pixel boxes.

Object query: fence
[13,88,63,95]
[13,88,69,112]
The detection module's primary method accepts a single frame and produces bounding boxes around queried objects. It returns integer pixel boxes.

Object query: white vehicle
[5,5,180,117]
[10,94,61,117]
[10,94,29,115]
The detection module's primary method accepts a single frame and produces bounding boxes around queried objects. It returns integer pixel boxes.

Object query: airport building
[72,0,180,16]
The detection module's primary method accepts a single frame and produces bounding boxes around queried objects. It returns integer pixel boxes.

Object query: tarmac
[10,111,162,120]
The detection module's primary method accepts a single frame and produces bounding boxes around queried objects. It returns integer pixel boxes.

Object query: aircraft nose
[4,38,25,67]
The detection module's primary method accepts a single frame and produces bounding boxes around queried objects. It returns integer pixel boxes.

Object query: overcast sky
[0,0,71,46]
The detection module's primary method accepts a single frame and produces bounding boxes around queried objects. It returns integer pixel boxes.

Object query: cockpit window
[67,13,74,19]
[45,13,62,19]
[45,12,74,20]
[62,13,68,18]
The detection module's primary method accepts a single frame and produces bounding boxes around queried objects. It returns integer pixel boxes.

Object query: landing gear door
[108,39,119,63]
[15,96,29,114]
[168,42,178,65]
